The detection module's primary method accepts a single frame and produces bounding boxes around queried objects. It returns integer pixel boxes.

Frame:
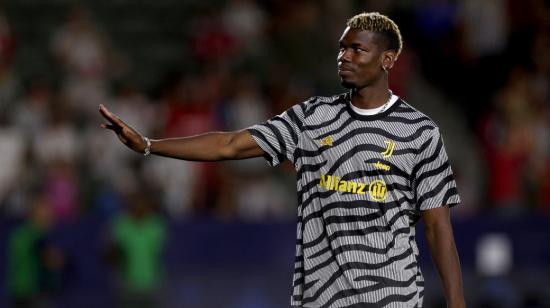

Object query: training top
[248,92,460,308]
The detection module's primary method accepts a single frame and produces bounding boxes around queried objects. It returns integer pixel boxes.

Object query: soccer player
[100,12,465,308]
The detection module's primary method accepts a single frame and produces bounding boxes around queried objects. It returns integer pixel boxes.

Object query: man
[100,12,465,308]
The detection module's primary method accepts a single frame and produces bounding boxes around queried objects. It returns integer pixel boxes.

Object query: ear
[381,50,398,71]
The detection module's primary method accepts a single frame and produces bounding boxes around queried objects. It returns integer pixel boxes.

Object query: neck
[350,78,390,109]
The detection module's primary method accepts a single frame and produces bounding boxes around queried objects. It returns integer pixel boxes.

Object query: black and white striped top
[248,92,460,308]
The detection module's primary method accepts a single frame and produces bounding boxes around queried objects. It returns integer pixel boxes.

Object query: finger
[101,123,123,134]
[100,123,116,130]
[99,104,115,123]
[99,104,125,127]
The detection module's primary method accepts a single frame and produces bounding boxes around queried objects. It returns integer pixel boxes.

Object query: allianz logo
[318,174,387,201]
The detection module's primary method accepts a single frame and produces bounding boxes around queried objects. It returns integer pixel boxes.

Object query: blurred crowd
[0,0,549,307]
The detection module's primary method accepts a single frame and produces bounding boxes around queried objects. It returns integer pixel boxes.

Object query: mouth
[338,68,354,78]
[338,65,354,75]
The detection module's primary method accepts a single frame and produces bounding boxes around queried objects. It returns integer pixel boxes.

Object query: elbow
[218,132,239,160]
[424,221,454,249]
[424,224,436,243]
[219,146,237,160]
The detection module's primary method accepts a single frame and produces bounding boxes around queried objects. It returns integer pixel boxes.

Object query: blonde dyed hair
[347,12,403,55]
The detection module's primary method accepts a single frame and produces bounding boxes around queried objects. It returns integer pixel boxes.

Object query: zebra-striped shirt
[248,92,460,308]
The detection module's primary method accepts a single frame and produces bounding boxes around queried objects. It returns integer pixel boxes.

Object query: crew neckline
[345,91,402,121]
[349,93,398,115]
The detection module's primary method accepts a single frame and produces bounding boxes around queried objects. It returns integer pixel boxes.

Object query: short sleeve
[247,103,304,166]
[412,127,461,211]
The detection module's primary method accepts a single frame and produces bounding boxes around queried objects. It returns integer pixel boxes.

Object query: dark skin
[100,26,465,307]
[337,27,396,109]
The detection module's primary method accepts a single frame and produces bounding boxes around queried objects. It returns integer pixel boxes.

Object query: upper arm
[224,129,265,160]
[422,205,452,235]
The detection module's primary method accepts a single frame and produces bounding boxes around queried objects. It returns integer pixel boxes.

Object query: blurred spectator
[12,78,52,144]
[190,10,238,65]
[0,10,16,73]
[475,233,520,308]
[529,29,550,213]
[51,6,122,122]
[479,67,539,212]
[6,194,66,308]
[32,99,79,168]
[30,100,80,223]
[221,72,271,176]
[222,73,268,131]
[42,161,79,224]
[269,1,330,88]
[146,72,224,218]
[234,171,295,222]
[458,0,508,60]
[107,190,166,308]
[0,10,18,117]
[222,0,267,56]
[85,82,154,191]
[0,118,25,213]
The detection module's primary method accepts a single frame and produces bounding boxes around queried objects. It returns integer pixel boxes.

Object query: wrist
[142,136,151,157]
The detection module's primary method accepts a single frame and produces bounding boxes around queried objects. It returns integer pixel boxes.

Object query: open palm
[99,104,146,153]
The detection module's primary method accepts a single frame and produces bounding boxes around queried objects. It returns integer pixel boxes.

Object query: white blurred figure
[12,79,52,144]
[476,234,513,277]
[225,73,269,174]
[476,233,519,307]
[225,74,269,130]
[459,0,508,59]
[51,7,106,77]
[143,75,220,219]
[32,103,79,168]
[222,73,292,220]
[235,172,295,222]
[32,102,80,223]
[51,6,120,121]
[0,124,25,213]
[142,156,196,219]
[223,0,266,52]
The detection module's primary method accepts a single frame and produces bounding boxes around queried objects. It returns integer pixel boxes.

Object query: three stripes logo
[320,135,333,147]
[381,140,395,158]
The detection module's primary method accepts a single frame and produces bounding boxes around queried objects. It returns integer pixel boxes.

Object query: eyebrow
[339,40,368,49]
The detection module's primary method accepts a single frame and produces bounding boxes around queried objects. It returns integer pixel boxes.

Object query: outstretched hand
[99,104,146,153]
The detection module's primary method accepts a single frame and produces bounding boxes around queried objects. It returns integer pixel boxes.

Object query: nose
[338,47,351,63]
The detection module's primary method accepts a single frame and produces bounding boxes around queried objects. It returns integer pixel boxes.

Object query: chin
[340,80,356,89]
[340,79,356,89]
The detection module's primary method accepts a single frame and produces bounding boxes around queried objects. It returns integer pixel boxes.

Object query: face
[337,27,394,89]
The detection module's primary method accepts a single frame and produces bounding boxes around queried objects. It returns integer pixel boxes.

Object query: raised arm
[422,205,466,308]
[99,104,264,161]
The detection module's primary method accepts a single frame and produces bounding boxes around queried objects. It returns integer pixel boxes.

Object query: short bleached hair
[347,12,403,56]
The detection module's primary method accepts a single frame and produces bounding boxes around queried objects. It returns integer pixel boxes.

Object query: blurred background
[0,0,548,307]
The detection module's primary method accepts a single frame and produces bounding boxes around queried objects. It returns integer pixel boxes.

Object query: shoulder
[393,98,440,131]
[298,92,348,117]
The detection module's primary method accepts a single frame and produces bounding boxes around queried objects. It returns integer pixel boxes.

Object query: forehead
[339,27,380,47]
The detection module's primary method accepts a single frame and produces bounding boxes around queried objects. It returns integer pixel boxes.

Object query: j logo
[381,140,395,158]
